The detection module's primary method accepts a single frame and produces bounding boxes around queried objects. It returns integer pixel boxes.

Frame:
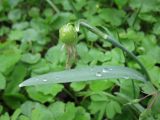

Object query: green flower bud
[59,23,78,45]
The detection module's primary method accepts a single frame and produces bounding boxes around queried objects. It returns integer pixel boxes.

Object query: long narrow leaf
[19,66,146,87]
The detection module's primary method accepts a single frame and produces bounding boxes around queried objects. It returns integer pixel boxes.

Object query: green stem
[76,20,150,81]
[131,79,136,98]
[46,0,60,13]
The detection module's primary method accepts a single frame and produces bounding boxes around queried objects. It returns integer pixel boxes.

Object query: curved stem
[76,20,150,81]
[46,0,60,13]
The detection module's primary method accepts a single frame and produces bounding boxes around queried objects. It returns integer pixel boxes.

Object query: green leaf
[89,49,105,63]
[45,44,66,65]
[139,13,157,23]
[89,80,114,92]
[99,8,125,26]
[19,66,146,87]
[13,22,29,30]
[114,0,128,8]
[26,86,54,103]
[86,31,98,42]
[58,102,76,120]
[28,7,40,18]
[8,0,21,8]
[11,108,21,120]
[35,84,63,96]
[30,104,52,120]
[0,42,21,74]
[76,43,91,64]
[153,22,160,35]
[0,113,10,120]
[74,107,90,120]
[8,9,21,21]
[70,82,86,91]
[106,101,121,119]
[142,82,157,94]
[20,101,36,117]
[106,101,116,119]
[5,63,27,94]
[9,30,24,41]
[0,73,6,89]
[18,115,30,120]
[21,53,41,64]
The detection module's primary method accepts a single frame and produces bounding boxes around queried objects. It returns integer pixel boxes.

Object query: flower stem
[76,20,151,81]
[46,0,60,13]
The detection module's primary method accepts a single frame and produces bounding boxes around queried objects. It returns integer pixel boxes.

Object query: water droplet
[96,72,102,77]
[102,68,109,73]
[123,76,129,79]
[19,83,23,87]
[43,79,47,82]
[102,68,113,73]
[108,68,113,70]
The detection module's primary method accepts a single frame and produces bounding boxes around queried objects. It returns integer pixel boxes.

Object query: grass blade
[19,66,146,87]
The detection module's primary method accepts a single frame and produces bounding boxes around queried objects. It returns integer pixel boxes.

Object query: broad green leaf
[19,66,146,87]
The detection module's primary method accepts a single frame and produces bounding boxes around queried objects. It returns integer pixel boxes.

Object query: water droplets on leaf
[43,79,47,82]
[19,83,23,87]
[96,72,102,77]
[123,76,130,79]
[102,68,113,73]
[55,76,60,80]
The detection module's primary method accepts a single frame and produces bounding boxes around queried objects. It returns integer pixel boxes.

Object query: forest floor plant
[19,20,159,120]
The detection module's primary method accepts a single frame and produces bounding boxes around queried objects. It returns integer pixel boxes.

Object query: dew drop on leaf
[43,79,47,82]
[96,72,102,77]
[123,76,129,79]
[102,68,109,73]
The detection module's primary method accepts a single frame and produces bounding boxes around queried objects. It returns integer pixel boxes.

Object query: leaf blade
[19,66,146,87]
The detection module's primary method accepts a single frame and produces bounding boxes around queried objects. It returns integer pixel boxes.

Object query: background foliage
[0,0,160,120]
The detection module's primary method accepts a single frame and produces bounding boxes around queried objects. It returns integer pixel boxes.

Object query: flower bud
[59,23,78,45]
